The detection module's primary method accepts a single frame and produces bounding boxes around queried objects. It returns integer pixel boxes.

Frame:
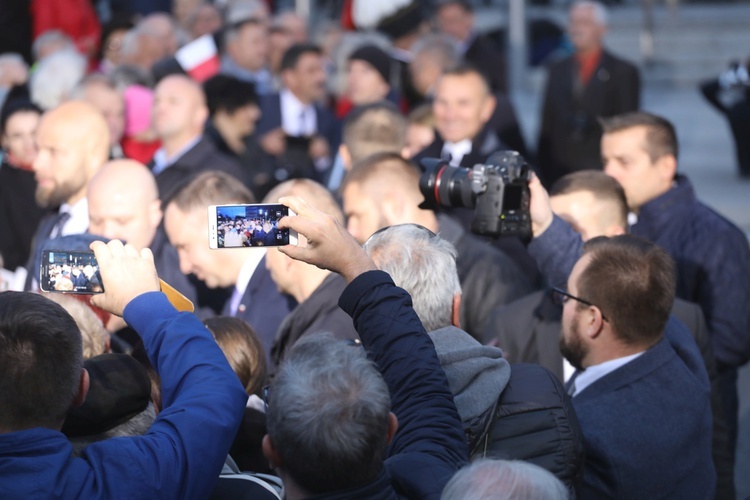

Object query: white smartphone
[208,203,298,249]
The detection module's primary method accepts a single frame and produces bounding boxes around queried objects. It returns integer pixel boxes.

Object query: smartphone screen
[40,251,104,293]
[209,204,296,249]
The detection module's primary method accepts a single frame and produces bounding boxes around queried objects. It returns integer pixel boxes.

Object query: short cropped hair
[599,112,679,162]
[169,171,256,214]
[280,43,322,72]
[343,103,407,164]
[578,235,676,347]
[364,224,461,332]
[342,151,420,196]
[411,33,460,72]
[408,102,436,128]
[441,459,568,500]
[571,0,608,27]
[0,292,83,430]
[441,63,491,97]
[203,74,258,117]
[266,333,391,494]
[203,316,267,396]
[550,170,628,230]
[263,178,345,226]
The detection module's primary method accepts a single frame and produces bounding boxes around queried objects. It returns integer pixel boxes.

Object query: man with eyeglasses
[551,234,714,497]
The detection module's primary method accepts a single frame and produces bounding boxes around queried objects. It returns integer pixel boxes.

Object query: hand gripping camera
[419,151,532,240]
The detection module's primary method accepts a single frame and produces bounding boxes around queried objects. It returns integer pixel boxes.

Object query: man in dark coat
[341,152,533,342]
[487,169,735,498]
[149,74,250,205]
[537,1,639,187]
[263,179,359,366]
[262,195,468,500]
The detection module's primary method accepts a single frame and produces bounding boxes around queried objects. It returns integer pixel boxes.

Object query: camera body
[419,151,532,239]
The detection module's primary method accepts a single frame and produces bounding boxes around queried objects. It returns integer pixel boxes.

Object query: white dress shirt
[58,198,90,237]
[441,139,473,166]
[280,88,316,137]
[571,351,645,397]
[228,249,267,316]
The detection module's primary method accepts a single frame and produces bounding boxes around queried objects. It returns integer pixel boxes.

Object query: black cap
[62,353,152,437]
[349,45,392,85]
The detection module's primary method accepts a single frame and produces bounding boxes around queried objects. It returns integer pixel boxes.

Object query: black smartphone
[40,250,104,294]
[208,203,298,249]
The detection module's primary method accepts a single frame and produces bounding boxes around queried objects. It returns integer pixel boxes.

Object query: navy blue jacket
[319,271,468,499]
[0,292,248,499]
[221,256,296,369]
[529,175,750,369]
[573,319,715,498]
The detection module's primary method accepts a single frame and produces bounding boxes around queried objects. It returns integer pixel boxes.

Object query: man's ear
[386,411,399,445]
[149,200,163,231]
[262,434,283,469]
[73,368,90,407]
[339,144,352,171]
[585,307,606,339]
[480,94,497,123]
[381,193,403,225]
[451,294,461,328]
[656,154,678,184]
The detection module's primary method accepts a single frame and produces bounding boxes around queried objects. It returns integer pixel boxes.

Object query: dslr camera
[419,151,532,239]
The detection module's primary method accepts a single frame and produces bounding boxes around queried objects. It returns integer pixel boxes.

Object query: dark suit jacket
[464,33,507,95]
[488,291,735,499]
[255,91,341,163]
[572,322,715,498]
[0,163,47,270]
[221,256,296,369]
[537,50,640,187]
[149,137,249,205]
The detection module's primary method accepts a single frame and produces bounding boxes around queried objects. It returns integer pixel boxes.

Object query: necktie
[50,211,71,239]
[229,286,243,316]
[566,370,580,397]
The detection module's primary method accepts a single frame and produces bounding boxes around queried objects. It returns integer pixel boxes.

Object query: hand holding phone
[89,240,161,317]
[276,196,376,283]
[208,203,298,249]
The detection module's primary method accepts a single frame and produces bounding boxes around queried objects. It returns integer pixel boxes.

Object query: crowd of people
[0,0,749,498]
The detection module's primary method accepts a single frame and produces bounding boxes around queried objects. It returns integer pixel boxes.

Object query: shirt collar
[58,197,89,237]
[573,351,644,397]
[442,139,473,166]
[152,136,202,175]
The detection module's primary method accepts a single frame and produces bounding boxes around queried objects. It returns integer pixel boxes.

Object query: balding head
[152,75,208,151]
[87,159,162,249]
[33,101,110,207]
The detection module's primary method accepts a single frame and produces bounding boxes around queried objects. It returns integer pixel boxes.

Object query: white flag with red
[175,34,221,82]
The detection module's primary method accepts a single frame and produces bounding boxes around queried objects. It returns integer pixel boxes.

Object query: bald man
[149,74,248,204]
[25,101,110,290]
[341,152,532,341]
[87,159,202,316]
[263,179,358,365]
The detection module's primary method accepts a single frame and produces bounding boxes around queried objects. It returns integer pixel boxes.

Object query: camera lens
[419,159,476,209]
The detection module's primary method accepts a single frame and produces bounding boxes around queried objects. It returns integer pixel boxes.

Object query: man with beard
[24,101,110,290]
[557,235,714,497]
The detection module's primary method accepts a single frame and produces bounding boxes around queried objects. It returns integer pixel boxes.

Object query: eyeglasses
[551,287,609,322]
[262,384,270,413]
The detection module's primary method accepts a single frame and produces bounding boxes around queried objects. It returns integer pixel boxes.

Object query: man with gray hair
[262,195,468,498]
[441,459,568,500]
[363,224,584,492]
[537,0,639,187]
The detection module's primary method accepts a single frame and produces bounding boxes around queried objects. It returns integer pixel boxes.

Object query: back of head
[0,292,83,431]
[263,178,344,226]
[169,171,256,215]
[203,316,267,396]
[267,332,391,494]
[29,50,87,111]
[600,111,678,163]
[342,151,421,200]
[203,74,258,117]
[550,170,629,234]
[579,235,676,347]
[46,294,109,359]
[441,459,568,500]
[364,224,460,332]
[343,102,407,164]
